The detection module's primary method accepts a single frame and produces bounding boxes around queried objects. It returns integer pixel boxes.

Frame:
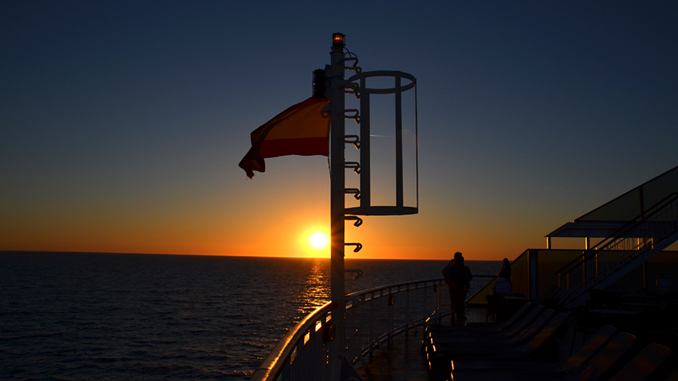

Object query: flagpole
[329,33,346,381]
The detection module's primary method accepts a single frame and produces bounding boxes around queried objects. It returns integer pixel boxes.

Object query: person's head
[454,252,463,260]
[453,252,464,266]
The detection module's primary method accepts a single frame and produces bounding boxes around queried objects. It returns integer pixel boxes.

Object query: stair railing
[557,193,678,303]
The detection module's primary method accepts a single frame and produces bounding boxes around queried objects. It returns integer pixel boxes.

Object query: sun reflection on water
[292,259,330,316]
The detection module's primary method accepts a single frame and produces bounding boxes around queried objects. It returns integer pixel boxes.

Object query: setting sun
[300,227,330,256]
[309,232,329,249]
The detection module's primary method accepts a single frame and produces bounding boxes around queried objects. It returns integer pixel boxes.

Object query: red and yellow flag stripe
[239,97,330,178]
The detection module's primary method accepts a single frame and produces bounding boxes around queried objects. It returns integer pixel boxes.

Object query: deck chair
[557,331,637,381]
[427,311,567,378]
[429,311,568,361]
[426,304,543,344]
[425,308,553,361]
[429,308,554,347]
[493,300,532,328]
[423,304,542,357]
[426,302,533,334]
[449,324,618,374]
[448,331,637,381]
[607,343,672,381]
[489,304,545,340]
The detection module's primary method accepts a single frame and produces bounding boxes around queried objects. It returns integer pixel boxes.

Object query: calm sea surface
[0,252,500,380]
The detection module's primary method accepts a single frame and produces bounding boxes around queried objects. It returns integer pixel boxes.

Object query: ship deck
[355,300,678,381]
[355,308,488,381]
[355,328,429,381]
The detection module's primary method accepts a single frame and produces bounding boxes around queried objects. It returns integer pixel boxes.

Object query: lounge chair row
[423,302,676,381]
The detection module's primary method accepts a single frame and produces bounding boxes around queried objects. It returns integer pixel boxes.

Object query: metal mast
[328,33,346,380]
[325,32,417,380]
[251,34,418,381]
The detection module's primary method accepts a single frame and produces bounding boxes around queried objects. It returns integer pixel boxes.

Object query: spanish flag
[239,96,331,178]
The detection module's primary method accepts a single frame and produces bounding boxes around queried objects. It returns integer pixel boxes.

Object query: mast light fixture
[332,33,345,51]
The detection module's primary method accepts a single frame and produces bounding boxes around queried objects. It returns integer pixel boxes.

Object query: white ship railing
[251,278,450,381]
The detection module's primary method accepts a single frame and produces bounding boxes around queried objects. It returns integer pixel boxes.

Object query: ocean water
[0,252,500,380]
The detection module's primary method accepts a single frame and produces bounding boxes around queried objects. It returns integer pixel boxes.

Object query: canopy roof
[547,165,678,238]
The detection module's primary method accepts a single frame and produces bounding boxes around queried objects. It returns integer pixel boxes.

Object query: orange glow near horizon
[0,176,555,262]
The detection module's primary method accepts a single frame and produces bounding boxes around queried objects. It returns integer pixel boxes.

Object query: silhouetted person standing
[494,258,513,296]
[501,258,512,281]
[442,252,472,325]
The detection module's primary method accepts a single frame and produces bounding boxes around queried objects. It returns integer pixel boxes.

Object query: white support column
[328,34,346,381]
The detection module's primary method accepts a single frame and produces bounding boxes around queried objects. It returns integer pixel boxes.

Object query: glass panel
[577,189,641,222]
[536,250,585,298]
[643,167,678,212]
[368,92,396,207]
[401,87,418,208]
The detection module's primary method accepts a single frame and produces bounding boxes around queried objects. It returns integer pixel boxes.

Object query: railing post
[387,292,395,344]
[423,284,428,322]
[405,285,411,330]
[434,283,442,324]
[368,294,375,351]
[441,282,446,322]
[566,273,570,291]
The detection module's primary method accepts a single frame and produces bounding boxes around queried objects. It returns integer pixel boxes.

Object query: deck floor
[355,308,488,381]
[354,328,429,381]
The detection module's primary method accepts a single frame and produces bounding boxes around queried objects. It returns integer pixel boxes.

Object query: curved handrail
[346,277,443,298]
[251,277,451,381]
[250,301,334,381]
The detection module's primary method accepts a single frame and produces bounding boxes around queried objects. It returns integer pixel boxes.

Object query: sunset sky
[2,1,677,261]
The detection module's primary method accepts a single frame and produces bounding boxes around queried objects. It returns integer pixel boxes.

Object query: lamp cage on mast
[325,32,418,380]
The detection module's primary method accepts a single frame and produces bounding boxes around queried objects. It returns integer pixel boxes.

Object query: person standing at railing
[501,258,512,281]
[442,252,473,326]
